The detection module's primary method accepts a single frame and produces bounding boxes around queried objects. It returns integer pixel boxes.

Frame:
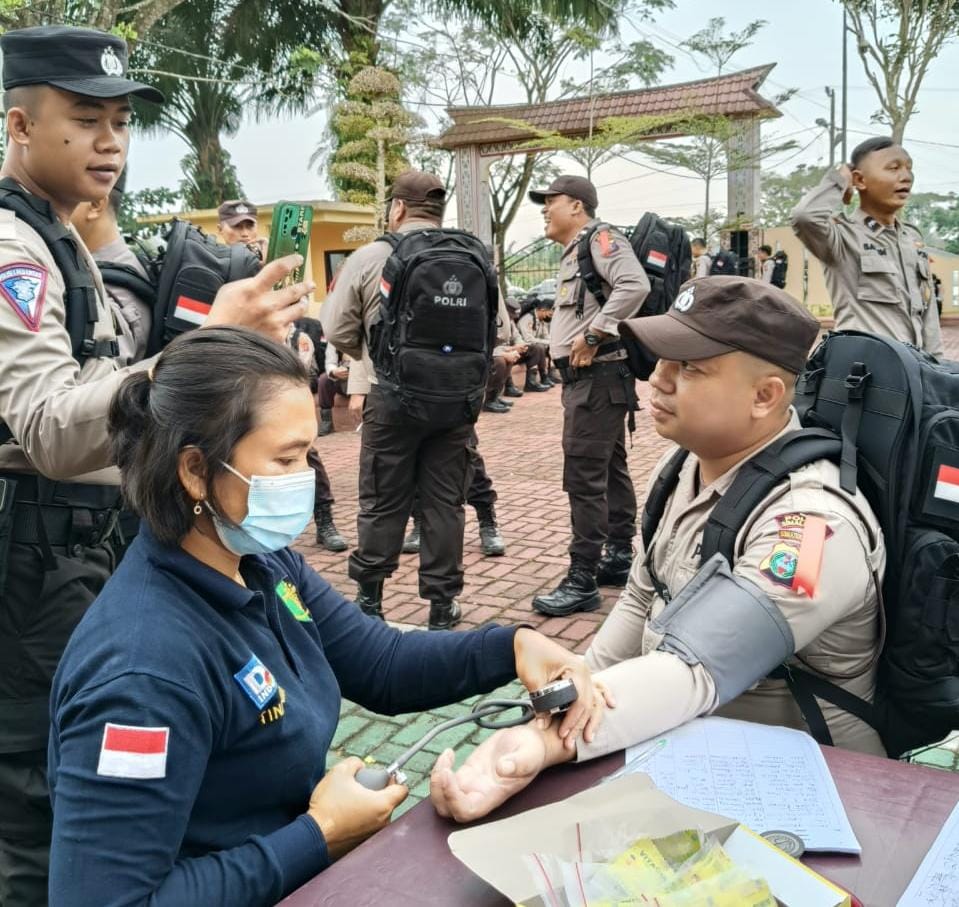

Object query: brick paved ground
[295,324,959,815]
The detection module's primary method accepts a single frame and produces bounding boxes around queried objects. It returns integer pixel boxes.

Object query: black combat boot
[314,503,347,552]
[402,515,421,554]
[483,398,510,413]
[596,541,634,587]
[474,504,506,556]
[429,599,462,630]
[523,373,549,392]
[532,557,601,616]
[538,369,555,388]
[503,378,524,398]
[318,408,334,436]
[355,580,385,620]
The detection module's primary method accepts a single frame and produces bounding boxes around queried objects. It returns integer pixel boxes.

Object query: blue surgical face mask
[206,461,315,556]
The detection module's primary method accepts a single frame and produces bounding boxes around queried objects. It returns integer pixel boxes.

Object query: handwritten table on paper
[624,717,861,853]
[897,800,959,907]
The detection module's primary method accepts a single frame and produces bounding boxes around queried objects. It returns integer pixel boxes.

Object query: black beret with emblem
[1,25,164,103]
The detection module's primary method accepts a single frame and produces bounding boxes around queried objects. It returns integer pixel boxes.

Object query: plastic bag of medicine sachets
[522,827,776,906]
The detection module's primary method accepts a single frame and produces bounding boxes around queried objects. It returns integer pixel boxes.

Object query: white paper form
[897,800,959,907]
[624,717,861,853]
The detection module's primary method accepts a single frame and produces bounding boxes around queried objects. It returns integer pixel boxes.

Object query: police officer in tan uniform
[0,27,312,904]
[429,278,887,825]
[322,171,475,630]
[792,136,942,356]
[690,237,711,278]
[528,176,649,616]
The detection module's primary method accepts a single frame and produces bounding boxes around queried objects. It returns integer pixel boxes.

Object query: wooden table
[281,746,959,906]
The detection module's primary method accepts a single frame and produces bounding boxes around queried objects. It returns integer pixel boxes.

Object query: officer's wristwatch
[584,332,602,347]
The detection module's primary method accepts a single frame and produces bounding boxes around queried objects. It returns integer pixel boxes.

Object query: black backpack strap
[97,263,157,306]
[699,428,843,566]
[769,664,880,746]
[375,232,402,251]
[0,178,111,364]
[839,361,871,494]
[575,223,606,315]
[640,447,689,602]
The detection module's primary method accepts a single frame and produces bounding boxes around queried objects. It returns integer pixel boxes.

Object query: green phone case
[266,202,313,288]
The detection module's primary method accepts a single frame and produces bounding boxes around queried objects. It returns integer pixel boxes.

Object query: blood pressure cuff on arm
[648,553,795,707]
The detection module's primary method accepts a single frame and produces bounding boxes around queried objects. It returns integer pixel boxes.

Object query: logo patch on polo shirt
[276,579,311,622]
[234,653,278,708]
[97,723,169,779]
[0,263,47,331]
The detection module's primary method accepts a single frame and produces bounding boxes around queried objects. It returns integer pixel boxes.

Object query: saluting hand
[205,253,316,343]
[838,163,855,205]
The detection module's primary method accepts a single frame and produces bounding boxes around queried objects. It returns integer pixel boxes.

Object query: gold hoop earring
[193,501,203,516]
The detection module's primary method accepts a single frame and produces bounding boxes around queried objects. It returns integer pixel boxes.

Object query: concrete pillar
[454,146,494,244]
[725,118,762,224]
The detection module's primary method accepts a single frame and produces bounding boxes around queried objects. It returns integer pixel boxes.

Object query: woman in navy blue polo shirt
[48,327,602,906]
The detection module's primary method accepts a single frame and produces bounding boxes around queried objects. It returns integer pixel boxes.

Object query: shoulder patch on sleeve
[762,513,830,596]
[0,262,47,331]
[97,723,169,779]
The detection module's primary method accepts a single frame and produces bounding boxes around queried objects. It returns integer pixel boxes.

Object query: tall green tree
[842,0,959,143]
[389,0,672,275]
[1,0,190,36]
[132,0,324,209]
[760,163,827,227]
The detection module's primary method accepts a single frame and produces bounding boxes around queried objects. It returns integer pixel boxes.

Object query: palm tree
[132,0,329,209]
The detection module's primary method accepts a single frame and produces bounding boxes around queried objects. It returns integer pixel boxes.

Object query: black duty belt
[553,357,631,386]
[1,473,122,550]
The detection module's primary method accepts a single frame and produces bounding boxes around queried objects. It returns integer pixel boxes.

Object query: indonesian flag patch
[97,723,169,779]
[646,250,668,269]
[380,276,391,298]
[0,262,47,331]
[173,294,211,326]
[934,464,959,504]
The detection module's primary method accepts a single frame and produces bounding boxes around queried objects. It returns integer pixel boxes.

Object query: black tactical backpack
[709,247,739,276]
[101,219,261,356]
[641,330,959,757]
[369,228,498,426]
[771,250,788,289]
[577,214,691,380]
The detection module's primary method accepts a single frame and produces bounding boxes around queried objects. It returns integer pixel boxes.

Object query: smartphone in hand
[266,203,313,289]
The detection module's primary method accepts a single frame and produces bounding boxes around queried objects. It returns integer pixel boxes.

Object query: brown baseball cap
[528,175,598,209]
[619,276,820,374]
[387,170,447,203]
[218,199,257,226]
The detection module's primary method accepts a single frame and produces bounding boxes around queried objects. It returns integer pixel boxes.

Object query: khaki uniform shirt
[517,311,550,346]
[0,209,154,483]
[95,237,153,366]
[691,253,711,279]
[759,258,775,284]
[791,169,942,356]
[582,411,886,758]
[550,220,650,361]
[320,219,438,397]
[493,292,520,355]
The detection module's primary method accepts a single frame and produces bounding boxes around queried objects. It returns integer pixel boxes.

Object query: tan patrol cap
[619,276,820,374]
[387,171,447,203]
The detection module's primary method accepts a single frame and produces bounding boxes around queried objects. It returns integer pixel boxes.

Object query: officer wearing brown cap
[429,277,887,824]
[0,26,312,902]
[527,175,650,617]
[322,170,471,630]
[217,198,266,260]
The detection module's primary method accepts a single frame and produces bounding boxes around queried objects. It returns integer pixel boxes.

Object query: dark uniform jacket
[49,528,519,905]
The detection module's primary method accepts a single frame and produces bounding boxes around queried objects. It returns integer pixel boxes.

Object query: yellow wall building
[141,200,376,308]
[763,226,959,322]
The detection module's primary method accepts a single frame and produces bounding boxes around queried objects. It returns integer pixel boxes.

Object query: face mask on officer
[206,461,315,556]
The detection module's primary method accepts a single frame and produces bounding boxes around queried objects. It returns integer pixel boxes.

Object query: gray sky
[126,0,959,247]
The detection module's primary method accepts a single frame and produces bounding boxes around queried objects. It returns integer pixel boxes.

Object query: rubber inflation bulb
[355,766,391,790]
